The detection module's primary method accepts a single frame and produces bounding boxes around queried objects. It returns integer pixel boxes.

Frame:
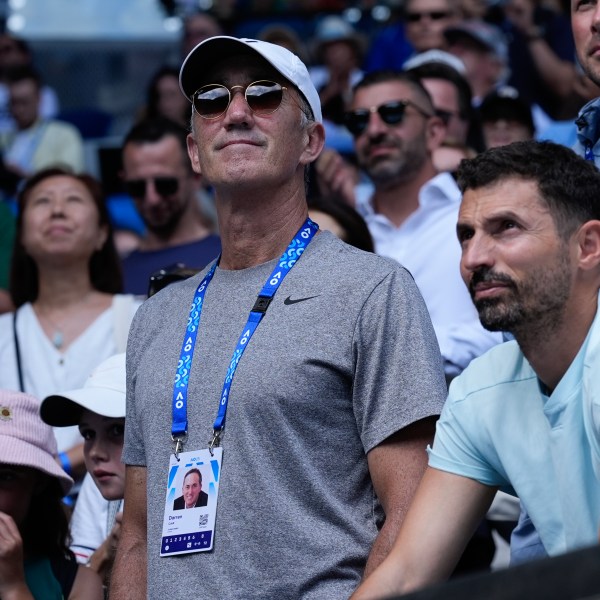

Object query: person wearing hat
[478,85,535,149]
[308,15,366,153]
[111,36,447,599]
[40,353,126,588]
[444,20,510,103]
[0,389,103,599]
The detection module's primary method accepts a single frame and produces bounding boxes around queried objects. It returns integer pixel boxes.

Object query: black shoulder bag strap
[12,311,25,393]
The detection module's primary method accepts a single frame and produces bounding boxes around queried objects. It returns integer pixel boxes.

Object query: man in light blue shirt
[351,139,600,599]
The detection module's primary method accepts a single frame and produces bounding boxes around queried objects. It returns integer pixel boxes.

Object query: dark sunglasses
[406,10,451,21]
[124,177,179,199]
[435,108,465,125]
[344,100,433,137]
[192,80,288,119]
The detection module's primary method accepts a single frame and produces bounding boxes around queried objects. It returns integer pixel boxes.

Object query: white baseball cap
[179,36,322,123]
[40,353,126,427]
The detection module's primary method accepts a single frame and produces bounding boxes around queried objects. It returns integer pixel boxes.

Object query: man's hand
[87,511,123,583]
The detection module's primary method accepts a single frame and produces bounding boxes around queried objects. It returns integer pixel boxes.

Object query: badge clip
[209,429,222,456]
[172,433,187,461]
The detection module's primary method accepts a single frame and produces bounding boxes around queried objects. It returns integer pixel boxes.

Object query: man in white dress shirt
[343,69,500,379]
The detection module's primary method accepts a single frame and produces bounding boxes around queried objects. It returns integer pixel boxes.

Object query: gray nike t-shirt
[124,231,446,599]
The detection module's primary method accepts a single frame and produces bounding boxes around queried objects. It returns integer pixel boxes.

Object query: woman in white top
[0,167,140,482]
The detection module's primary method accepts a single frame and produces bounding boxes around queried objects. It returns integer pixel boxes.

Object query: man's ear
[300,122,326,167]
[575,220,600,271]
[425,115,447,153]
[187,133,202,175]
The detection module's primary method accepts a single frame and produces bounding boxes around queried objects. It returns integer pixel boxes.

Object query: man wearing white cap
[111,36,447,599]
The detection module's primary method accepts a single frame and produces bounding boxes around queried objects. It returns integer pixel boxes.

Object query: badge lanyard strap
[171,217,318,458]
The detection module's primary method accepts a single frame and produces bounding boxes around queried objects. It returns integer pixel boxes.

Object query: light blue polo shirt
[429,306,600,556]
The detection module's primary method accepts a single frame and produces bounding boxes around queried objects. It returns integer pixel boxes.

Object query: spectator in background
[500,0,578,121]
[120,117,220,296]
[572,0,600,167]
[479,86,535,149]
[0,33,59,135]
[444,20,509,103]
[0,66,84,183]
[309,15,366,153]
[404,0,460,54]
[258,23,309,64]
[41,353,126,590]
[343,70,501,379]
[0,390,103,599]
[141,65,189,128]
[181,11,223,57]
[364,8,414,72]
[404,49,485,170]
[0,168,139,488]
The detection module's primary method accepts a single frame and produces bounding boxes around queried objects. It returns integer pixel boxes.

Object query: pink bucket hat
[0,390,73,494]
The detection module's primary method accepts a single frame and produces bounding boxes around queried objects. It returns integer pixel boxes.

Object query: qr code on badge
[198,513,208,527]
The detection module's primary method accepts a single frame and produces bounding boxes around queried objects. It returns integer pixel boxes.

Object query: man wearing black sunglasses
[113,37,447,600]
[404,0,459,54]
[346,71,501,380]
[120,117,221,295]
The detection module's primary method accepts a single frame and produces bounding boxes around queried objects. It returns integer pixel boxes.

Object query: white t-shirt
[70,473,123,563]
[0,295,140,451]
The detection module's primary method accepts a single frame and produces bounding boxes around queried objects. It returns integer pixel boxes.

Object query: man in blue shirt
[352,140,600,599]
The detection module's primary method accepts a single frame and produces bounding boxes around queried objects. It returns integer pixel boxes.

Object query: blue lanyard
[171,217,318,457]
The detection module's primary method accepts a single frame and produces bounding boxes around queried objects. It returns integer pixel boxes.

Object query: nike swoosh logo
[283,295,320,305]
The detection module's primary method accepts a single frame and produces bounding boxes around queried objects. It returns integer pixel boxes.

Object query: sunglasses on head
[192,80,288,119]
[406,10,451,21]
[344,100,433,137]
[124,177,179,199]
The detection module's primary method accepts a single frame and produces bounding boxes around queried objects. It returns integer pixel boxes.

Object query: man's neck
[372,163,438,228]
[216,185,309,271]
[517,290,598,392]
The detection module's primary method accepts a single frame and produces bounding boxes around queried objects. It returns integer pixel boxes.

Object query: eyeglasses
[406,10,451,21]
[191,80,288,119]
[124,177,179,199]
[344,100,433,137]
[435,108,465,125]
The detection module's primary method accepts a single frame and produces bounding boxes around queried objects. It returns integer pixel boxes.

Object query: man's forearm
[110,537,146,600]
[363,516,401,578]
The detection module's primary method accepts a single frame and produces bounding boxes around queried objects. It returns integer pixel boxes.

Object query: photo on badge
[160,447,222,556]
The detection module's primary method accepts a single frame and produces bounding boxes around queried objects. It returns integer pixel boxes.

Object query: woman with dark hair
[142,65,189,128]
[0,389,103,598]
[307,196,375,253]
[0,167,140,483]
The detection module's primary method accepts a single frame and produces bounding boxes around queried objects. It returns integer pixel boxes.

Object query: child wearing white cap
[40,352,126,588]
[0,389,103,599]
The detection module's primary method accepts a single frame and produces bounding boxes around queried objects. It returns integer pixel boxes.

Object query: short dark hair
[457,140,600,238]
[10,167,122,307]
[406,62,472,121]
[184,468,202,484]
[353,70,435,114]
[123,116,191,170]
[5,64,42,88]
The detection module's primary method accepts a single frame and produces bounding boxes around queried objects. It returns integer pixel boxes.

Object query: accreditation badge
[160,447,222,556]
